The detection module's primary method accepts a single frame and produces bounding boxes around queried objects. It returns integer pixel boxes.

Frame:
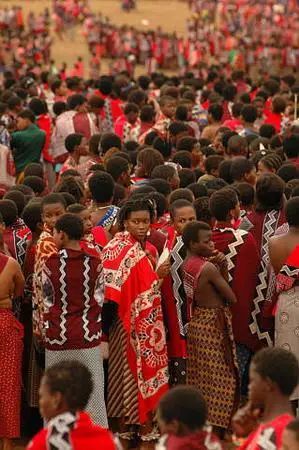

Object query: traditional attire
[275,245,299,400]
[3,218,31,267]
[156,429,223,450]
[161,235,188,385]
[240,209,286,347]
[238,414,293,450]
[212,227,260,390]
[93,205,119,232]
[42,248,107,427]
[102,231,169,425]
[0,254,24,438]
[26,412,118,450]
[182,255,239,429]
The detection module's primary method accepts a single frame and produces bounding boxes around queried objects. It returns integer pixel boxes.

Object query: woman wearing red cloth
[102,198,170,447]
[0,212,25,450]
[27,361,119,450]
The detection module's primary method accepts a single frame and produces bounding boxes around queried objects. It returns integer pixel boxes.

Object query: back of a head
[100,133,122,155]
[205,155,224,175]
[173,151,192,169]
[149,178,171,198]
[44,360,93,412]
[169,188,194,205]
[193,196,212,224]
[158,386,207,432]
[106,156,129,182]
[277,164,298,183]
[23,176,45,195]
[209,187,239,221]
[55,213,84,241]
[22,201,42,232]
[283,134,299,159]
[0,199,18,226]
[4,190,26,216]
[230,157,254,182]
[252,347,299,397]
[256,173,284,211]
[151,164,176,181]
[227,135,247,157]
[24,162,44,179]
[187,182,208,199]
[88,171,115,203]
[286,197,299,228]
[137,148,164,177]
[178,168,196,188]
[233,182,254,207]
[241,104,257,124]
[65,133,83,153]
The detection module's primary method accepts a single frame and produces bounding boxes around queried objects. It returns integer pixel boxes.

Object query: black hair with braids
[118,198,155,231]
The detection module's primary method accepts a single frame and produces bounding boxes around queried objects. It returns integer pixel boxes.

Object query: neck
[63,241,81,251]
[93,200,111,208]
[215,220,232,228]
[289,226,299,234]
[262,395,292,423]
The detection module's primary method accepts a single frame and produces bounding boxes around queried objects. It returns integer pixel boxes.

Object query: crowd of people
[0,0,298,450]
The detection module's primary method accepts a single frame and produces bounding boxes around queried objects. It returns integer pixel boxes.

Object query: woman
[269,197,299,403]
[101,198,170,448]
[0,212,25,450]
[27,361,118,450]
[240,173,286,347]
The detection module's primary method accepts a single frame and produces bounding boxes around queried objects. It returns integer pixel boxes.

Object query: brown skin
[160,100,177,120]
[269,228,299,275]
[77,209,93,235]
[172,206,197,235]
[282,429,299,450]
[42,203,66,231]
[189,229,237,307]
[233,363,293,438]
[39,376,70,421]
[0,254,24,309]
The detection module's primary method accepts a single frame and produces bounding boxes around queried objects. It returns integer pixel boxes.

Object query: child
[233,347,299,449]
[27,361,117,449]
[156,386,222,450]
[60,133,89,179]
[282,419,299,450]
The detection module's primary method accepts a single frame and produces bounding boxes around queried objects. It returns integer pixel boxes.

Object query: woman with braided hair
[101,198,170,448]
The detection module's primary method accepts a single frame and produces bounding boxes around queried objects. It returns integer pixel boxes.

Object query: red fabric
[264,112,282,133]
[244,210,286,252]
[37,114,53,163]
[43,249,102,350]
[212,228,261,351]
[73,112,92,139]
[238,414,293,450]
[165,430,223,450]
[102,231,169,423]
[26,412,116,450]
[3,219,32,266]
[92,226,108,250]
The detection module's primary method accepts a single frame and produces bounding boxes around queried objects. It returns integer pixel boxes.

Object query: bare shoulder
[6,256,22,272]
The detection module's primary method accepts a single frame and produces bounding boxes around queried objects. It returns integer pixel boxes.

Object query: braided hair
[118,198,155,231]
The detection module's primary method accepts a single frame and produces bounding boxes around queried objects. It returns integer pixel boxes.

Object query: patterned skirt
[275,286,299,401]
[0,310,23,438]
[107,318,139,425]
[187,306,239,429]
[45,345,108,428]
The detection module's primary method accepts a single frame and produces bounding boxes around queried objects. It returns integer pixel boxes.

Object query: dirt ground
[0,0,190,76]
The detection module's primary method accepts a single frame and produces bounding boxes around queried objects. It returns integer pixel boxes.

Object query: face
[53,228,65,250]
[120,167,131,187]
[254,100,264,118]
[170,174,180,191]
[161,101,177,119]
[17,116,29,130]
[42,203,66,230]
[248,364,268,408]
[245,167,257,186]
[173,206,196,235]
[192,229,215,257]
[78,137,89,156]
[78,209,92,234]
[282,429,299,450]
[126,111,139,124]
[231,200,241,221]
[124,210,151,242]
[191,145,204,168]
[58,81,67,96]
[39,376,61,421]
[156,408,179,436]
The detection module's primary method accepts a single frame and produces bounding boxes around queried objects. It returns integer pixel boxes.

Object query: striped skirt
[107,318,139,425]
[46,345,108,428]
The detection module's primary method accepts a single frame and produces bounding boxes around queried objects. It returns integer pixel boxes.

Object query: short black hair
[205,155,224,175]
[23,176,45,195]
[28,97,48,116]
[140,105,155,123]
[173,151,192,169]
[170,199,194,220]
[218,160,233,184]
[147,192,167,218]
[55,213,84,240]
[187,182,208,199]
[169,188,194,205]
[168,121,189,137]
[241,105,258,123]
[283,135,299,159]
[227,135,247,157]
[55,177,84,204]
[178,168,196,188]
[176,136,198,153]
[158,386,208,431]
[53,101,67,116]
[209,187,239,221]
[208,103,223,121]
[252,348,299,396]
[277,164,298,183]
[106,156,129,182]
[67,94,86,110]
[286,197,299,227]
[233,182,254,207]
[124,102,139,115]
[153,137,172,160]
[18,109,35,122]
[259,124,276,139]
[65,133,84,153]
[22,201,42,232]
[118,198,155,230]
[100,133,122,155]
[23,163,44,178]
[149,178,171,198]
[205,178,228,194]
[59,192,76,207]
[151,165,176,181]
[41,193,66,211]
[255,173,284,212]
[44,360,93,411]
[182,220,211,250]
[230,157,255,182]
[88,171,115,203]
[60,169,81,179]
[0,199,18,226]
[67,203,86,214]
[193,196,212,224]
[4,190,26,216]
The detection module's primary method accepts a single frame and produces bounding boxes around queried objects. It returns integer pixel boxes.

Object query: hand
[232,403,262,438]
[100,341,109,360]
[209,250,227,268]
[157,259,171,279]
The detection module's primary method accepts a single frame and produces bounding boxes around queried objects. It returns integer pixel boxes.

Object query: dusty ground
[0,0,190,76]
